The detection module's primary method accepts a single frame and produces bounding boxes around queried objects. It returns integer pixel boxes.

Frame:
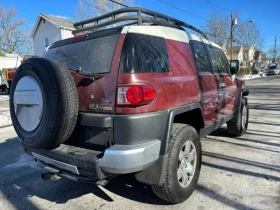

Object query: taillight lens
[117,85,155,106]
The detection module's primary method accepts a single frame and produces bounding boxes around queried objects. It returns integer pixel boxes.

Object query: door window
[207,46,229,74]
[190,42,212,73]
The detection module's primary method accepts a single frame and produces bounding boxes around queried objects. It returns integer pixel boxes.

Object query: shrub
[237,67,251,77]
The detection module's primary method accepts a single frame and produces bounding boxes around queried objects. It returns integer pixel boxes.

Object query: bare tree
[234,23,264,50]
[267,45,280,62]
[0,6,33,55]
[203,11,264,51]
[74,0,134,21]
[202,11,229,47]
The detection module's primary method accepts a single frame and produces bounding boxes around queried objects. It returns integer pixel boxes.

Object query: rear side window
[119,33,169,73]
[190,42,212,73]
[207,46,229,74]
[45,34,119,75]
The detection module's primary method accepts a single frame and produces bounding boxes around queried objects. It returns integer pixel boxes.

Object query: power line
[157,0,207,20]
[205,0,231,13]
[78,0,128,8]
[108,0,128,8]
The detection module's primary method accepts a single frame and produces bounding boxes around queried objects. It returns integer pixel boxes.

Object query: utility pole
[273,35,277,63]
[230,13,237,60]
[230,13,234,60]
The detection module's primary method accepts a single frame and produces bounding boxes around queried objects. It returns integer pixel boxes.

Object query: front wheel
[152,124,201,203]
[227,98,249,136]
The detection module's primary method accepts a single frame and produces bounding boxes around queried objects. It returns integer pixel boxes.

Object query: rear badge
[89,99,112,111]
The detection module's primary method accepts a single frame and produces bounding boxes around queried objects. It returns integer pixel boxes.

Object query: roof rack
[73,7,207,39]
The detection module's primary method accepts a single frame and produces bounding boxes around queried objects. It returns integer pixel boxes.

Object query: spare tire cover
[10,58,78,149]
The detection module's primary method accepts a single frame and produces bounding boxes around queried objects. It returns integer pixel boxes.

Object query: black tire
[7,82,11,95]
[227,98,249,136]
[10,58,78,149]
[3,85,8,94]
[152,123,201,203]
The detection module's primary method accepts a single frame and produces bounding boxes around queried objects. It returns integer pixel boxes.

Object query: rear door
[206,45,238,117]
[44,32,122,114]
[190,41,219,126]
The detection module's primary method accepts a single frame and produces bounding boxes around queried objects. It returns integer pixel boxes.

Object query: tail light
[117,84,155,106]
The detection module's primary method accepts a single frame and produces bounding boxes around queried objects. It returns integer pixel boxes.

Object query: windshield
[269,66,277,70]
[44,34,119,75]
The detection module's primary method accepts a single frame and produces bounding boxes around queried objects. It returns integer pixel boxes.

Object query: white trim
[122,25,189,43]
[121,25,221,49]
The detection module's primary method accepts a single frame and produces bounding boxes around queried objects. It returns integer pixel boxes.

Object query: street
[0,76,279,210]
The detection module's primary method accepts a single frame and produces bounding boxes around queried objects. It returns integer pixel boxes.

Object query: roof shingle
[40,14,75,29]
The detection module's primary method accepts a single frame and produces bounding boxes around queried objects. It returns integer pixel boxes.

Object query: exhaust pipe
[41,172,60,181]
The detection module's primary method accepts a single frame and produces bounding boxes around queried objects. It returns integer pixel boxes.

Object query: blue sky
[2,0,280,54]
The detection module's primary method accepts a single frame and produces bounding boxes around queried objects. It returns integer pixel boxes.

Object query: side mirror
[230,60,240,75]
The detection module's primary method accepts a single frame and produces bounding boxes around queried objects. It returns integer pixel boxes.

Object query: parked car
[0,68,15,94]
[267,63,280,75]
[259,68,267,76]
[0,55,38,94]
[9,7,249,203]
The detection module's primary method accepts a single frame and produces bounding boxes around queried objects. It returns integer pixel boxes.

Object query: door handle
[218,82,226,88]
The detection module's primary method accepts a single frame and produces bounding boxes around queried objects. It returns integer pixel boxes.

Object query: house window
[44,38,49,47]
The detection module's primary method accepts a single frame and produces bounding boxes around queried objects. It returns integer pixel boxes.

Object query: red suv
[10,8,249,203]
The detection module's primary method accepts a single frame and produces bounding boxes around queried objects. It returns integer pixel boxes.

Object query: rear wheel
[152,123,201,203]
[227,98,249,136]
[3,85,8,94]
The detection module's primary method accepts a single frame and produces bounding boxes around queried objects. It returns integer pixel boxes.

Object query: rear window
[45,34,119,75]
[119,33,169,73]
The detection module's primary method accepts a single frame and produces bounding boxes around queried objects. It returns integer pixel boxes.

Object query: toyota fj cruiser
[10,8,249,203]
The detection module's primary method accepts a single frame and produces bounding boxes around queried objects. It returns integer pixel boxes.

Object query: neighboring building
[0,54,23,69]
[243,46,255,67]
[31,14,75,56]
[254,51,262,62]
[227,46,246,66]
[254,51,270,70]
[261,53,267,61]
[227,46,244,60]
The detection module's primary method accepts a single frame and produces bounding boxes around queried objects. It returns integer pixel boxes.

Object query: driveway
[0,76,279,210]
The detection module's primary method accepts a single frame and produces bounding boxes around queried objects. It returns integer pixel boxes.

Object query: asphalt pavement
[0,76,279,210]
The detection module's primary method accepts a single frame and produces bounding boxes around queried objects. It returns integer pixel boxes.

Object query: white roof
[122,25,221,49]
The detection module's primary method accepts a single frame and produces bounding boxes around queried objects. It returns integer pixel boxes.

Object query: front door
[206,45,238,118]
[190,41,219,126]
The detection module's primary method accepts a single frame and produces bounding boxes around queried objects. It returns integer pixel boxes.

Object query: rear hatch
[44,29,124,114]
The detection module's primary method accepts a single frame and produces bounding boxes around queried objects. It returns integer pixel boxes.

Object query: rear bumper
[24,139,161,179]
[23,111,167,184]
[99,140,161,173]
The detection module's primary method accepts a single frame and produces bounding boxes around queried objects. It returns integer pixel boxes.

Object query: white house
[243,46,255,62]
[243,46,255,67]
[31,14,75,56]
[0,54,23,69]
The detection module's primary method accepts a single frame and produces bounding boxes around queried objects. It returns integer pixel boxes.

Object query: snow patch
[0,95,9,101]
[239,74,262,81]
[0,114,12,128]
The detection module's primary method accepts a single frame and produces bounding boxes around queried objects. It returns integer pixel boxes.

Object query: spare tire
[10,58,78,149]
